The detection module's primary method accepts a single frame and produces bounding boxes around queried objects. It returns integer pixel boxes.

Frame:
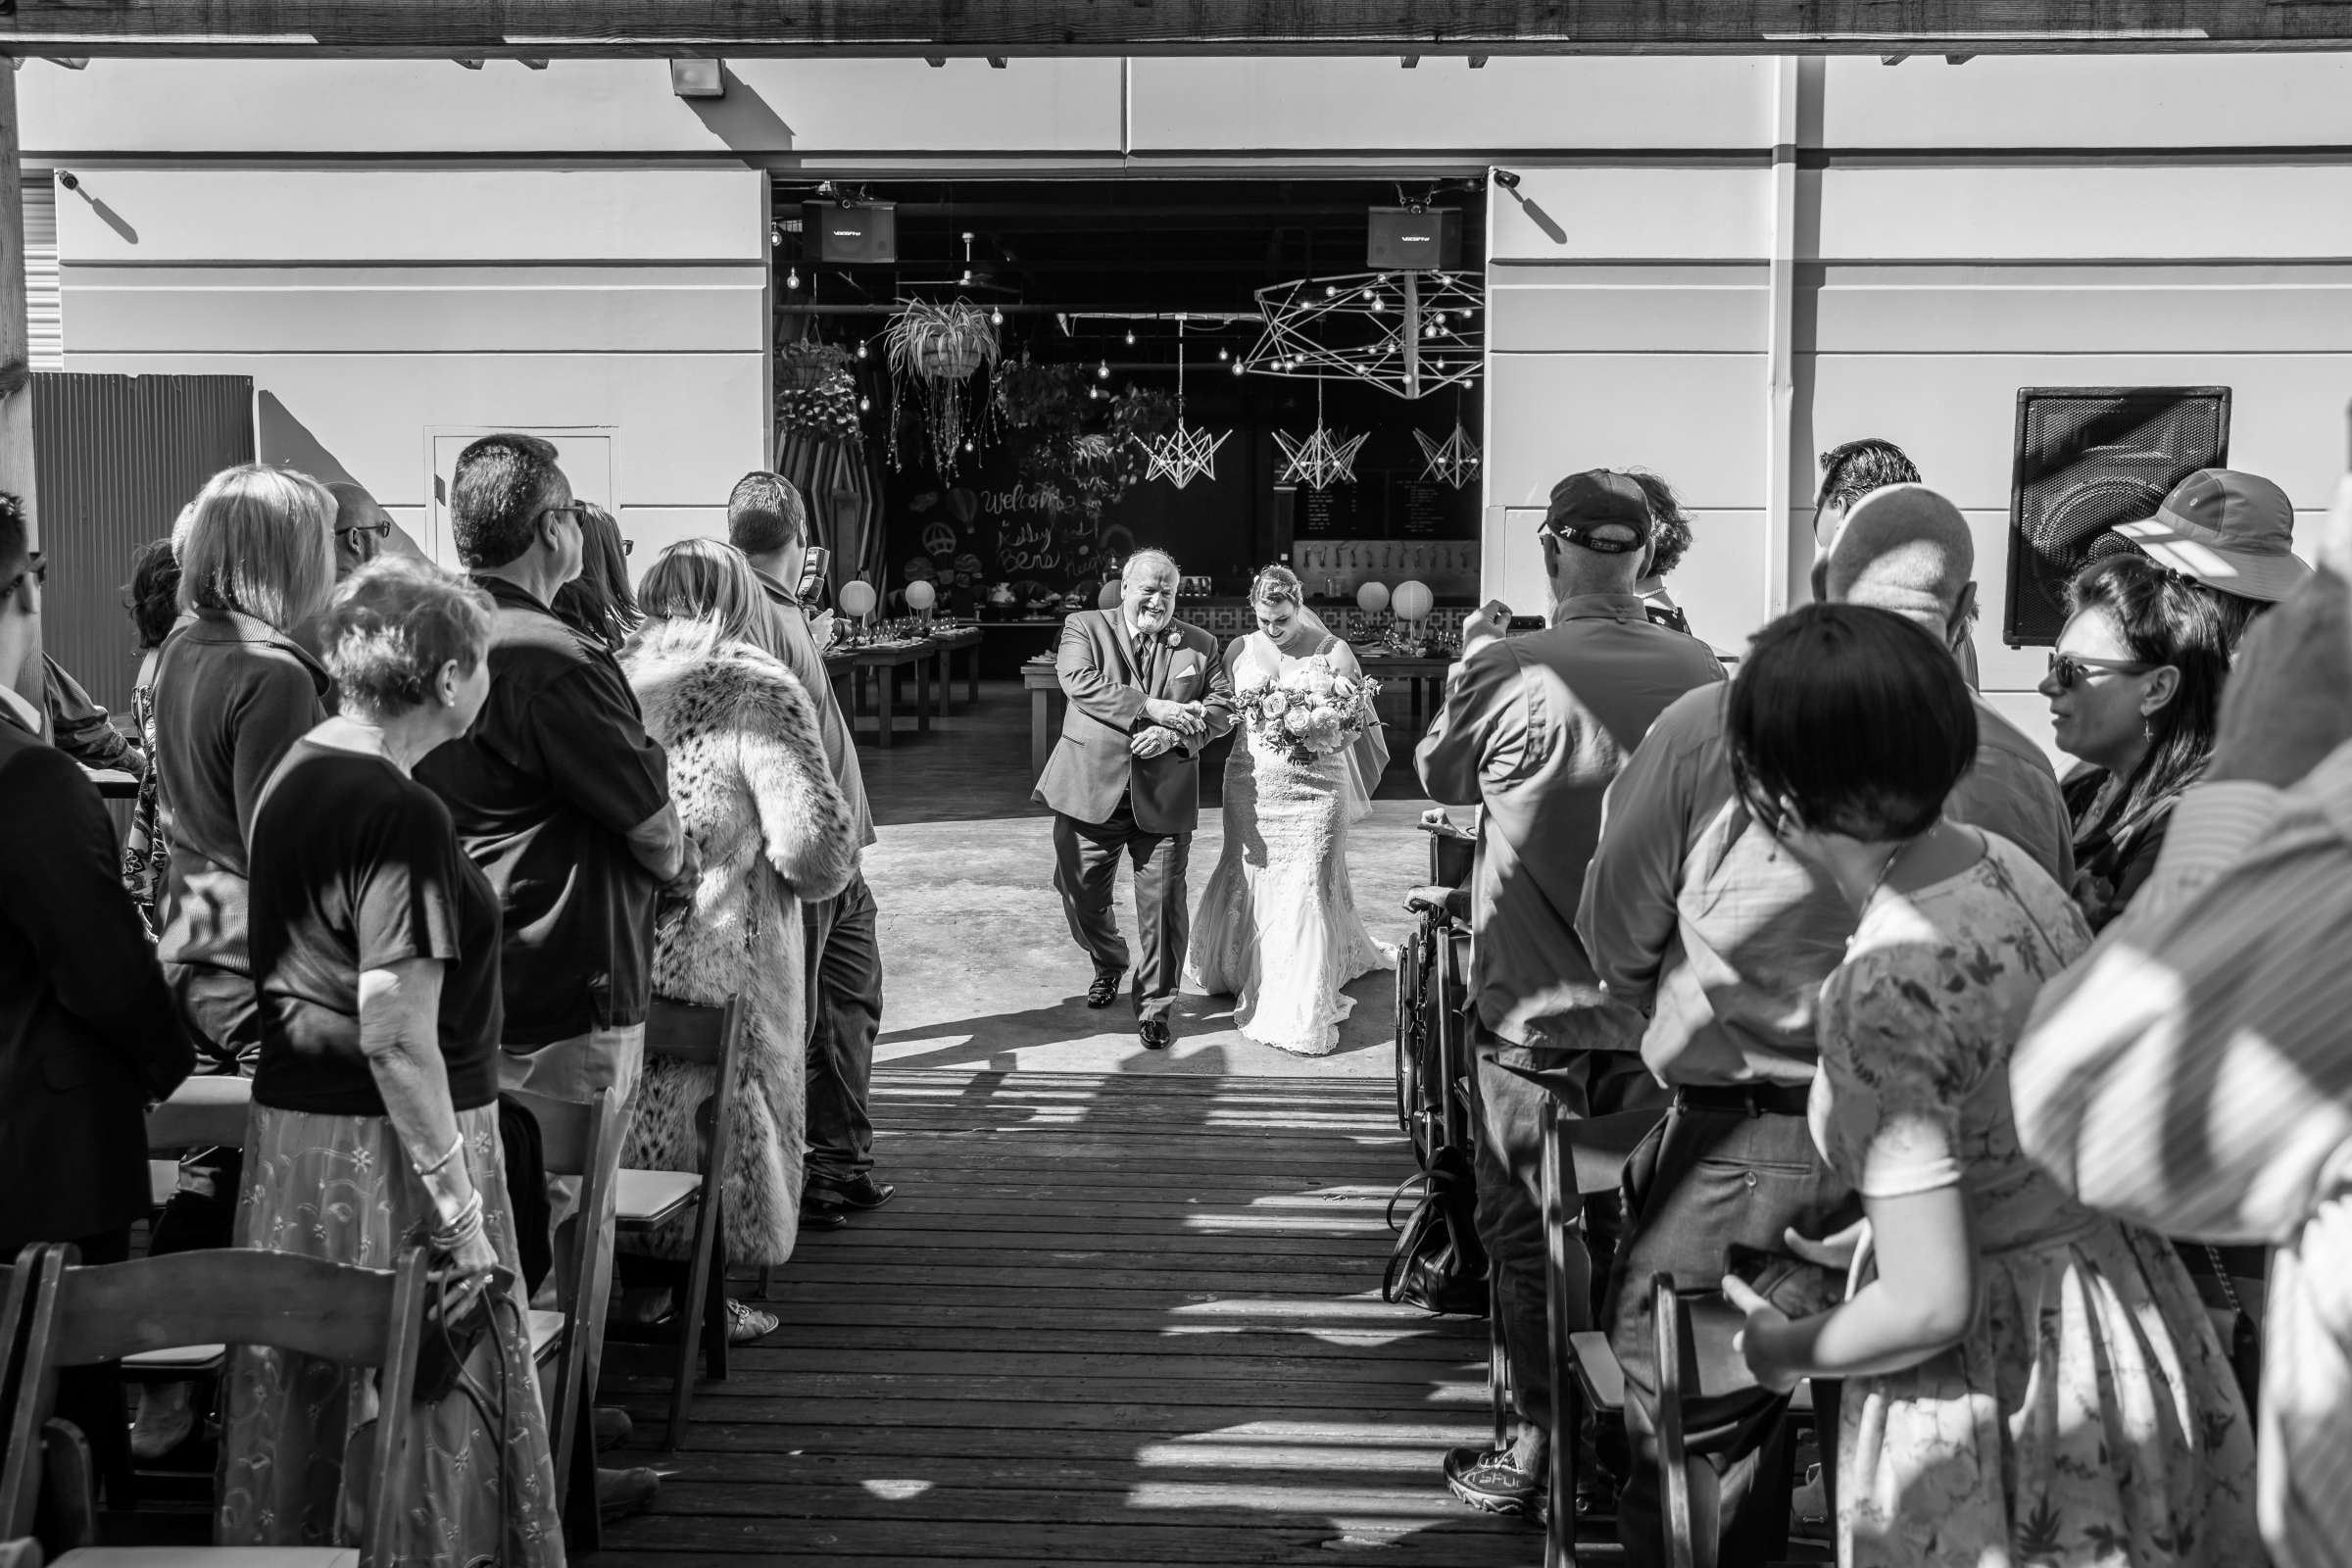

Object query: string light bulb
[1125,327,1137,345]
[990,306,1004,325]
[785,266,801,290]
[858,395,871,411]
[1217,346,1230,361]
[856,341,868,360]
[1098,359,1110,379]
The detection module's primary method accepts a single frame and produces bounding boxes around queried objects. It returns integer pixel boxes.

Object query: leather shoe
[597,1464,661,1523]
[810,1173,896,1210]
[797,1200,849,1231]
[1086,969,1123,1008]
[1139,1018,1172,1051]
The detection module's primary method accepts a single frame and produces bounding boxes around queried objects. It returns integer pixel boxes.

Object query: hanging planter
[886,299,1002,476]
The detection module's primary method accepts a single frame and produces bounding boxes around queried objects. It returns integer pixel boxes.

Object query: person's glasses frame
[534,504,594,534]
[339,519,394,546]
[2046,651,2157,690]
[0,551,44,601]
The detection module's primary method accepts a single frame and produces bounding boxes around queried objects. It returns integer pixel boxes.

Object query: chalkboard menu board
[1297,483,1358,539]
[1282,461,1475,542]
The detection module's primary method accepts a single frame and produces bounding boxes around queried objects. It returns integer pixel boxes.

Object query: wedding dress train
[1185,630,1395,1057]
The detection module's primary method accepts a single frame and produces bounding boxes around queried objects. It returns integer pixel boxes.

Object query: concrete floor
[858,677,1440,1079]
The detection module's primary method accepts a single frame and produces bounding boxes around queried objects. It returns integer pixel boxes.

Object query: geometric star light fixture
[1243,270,1484,401]
[1137,316,1231,488]
[1414,421,1482,490]
[1275,382,1368,490]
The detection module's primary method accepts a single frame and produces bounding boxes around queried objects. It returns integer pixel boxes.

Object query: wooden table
[928,624,983,715]
[1355,653,1455,734]
[1023,657,1063,780]
[833,638,935,749]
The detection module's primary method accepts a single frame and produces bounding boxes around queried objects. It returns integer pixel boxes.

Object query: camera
[1491,169,1521,191]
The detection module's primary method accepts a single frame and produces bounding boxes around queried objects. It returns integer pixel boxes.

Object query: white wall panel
[1493,265,1770,353]
[1820,54,2352,151]
[54,170,764,265]
[1490,169,1772,264]
[1813,165,2352,263]
[1807,264,2352,354]
[61,264,767,354]
[1129,57,1775,152]
[1488,352,1766,511]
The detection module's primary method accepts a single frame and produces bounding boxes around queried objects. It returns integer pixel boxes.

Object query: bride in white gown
[1186,565,1396,1056]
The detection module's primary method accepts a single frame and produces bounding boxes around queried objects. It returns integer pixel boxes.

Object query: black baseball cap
[1542,469,1654,555]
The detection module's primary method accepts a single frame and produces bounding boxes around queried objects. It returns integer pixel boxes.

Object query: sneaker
[596,1464,661,1524]
[809,1173,896,1211]
[725,1298,780,1344]
[593,1406,633,1451]
[1444,1445,1544,1518]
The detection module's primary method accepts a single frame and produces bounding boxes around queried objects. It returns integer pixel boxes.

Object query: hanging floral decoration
[886,298,1002,477]
[775,342,865,444]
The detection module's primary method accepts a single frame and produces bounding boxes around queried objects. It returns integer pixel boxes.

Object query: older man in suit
[1036,549,1235,1049]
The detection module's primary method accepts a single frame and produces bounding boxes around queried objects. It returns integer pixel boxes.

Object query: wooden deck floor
[598,1068,1544,1566]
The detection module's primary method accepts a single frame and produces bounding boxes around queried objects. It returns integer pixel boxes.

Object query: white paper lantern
[1356,581,1391,613]
[839,579,878,619]
[1392,579,1434,624]
[1096,579,1122,611]
[903,579,937,613]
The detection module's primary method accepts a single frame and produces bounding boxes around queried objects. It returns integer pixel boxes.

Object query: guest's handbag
[413,1261,514,1406]
[1382,1145,1489,1316]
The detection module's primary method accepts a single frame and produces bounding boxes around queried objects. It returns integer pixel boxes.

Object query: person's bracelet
[428,1191,486,1253]
[413,1133,465,1180]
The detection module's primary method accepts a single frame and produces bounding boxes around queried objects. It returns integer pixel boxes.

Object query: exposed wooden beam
[0,2,2346,57]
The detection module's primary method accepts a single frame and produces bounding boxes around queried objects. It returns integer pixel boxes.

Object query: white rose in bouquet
[1330,677,1356,702]
[1284,706,1314,735]
[1307,712,1345,752]
[1260,688,1291,719]
[1305,665,1336,699]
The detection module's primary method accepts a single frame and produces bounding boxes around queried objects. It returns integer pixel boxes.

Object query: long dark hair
[123,537,181,652]
[552,501,641,651]
[2066,553,2229,843]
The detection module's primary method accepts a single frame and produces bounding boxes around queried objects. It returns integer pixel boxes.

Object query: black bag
[1382,1145,1489,1316]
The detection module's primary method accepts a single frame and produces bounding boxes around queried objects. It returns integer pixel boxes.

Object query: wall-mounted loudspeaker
[804,202,897,265]
[2002,386,2230,646]
[1367,207,1461,272]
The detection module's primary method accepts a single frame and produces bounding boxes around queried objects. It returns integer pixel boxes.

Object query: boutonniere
[1162,629,1183,648]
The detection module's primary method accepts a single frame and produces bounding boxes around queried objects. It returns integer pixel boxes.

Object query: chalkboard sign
[1296,483,1358,539]
[1396,480,1450,538]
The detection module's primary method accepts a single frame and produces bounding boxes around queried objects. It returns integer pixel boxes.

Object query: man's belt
[1673,1082,1814,1118]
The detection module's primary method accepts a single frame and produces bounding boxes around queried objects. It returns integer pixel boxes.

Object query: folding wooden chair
[523,1086,623,1549]
[0,1244,430,1568]
[612,996,746,1450]
[129,1076,256,1390]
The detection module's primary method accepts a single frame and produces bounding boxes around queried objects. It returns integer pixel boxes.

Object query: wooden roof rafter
[0,2,2350,58]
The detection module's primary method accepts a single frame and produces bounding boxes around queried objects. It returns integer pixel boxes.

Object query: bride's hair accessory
[1250,564,1304,608]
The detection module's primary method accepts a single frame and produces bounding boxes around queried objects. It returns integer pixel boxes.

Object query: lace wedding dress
[1185,628,1395,1056]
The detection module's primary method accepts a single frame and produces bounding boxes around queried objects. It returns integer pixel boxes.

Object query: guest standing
[2039,552,2229,930]
[1415,470,1723,1518]
[0,493,195,1498]
[728,471,892,1224]
[619,539,857,1337]
[120,537,181,931]
[415,433,686,1521]
[1580,484,2074,1565]
[153,464,336,1067]
[221,556,562,1566]
[2113,466,2312,650]
[553,501,642,653]
[1625,469,1697,637]
[1720,603,2258,1568]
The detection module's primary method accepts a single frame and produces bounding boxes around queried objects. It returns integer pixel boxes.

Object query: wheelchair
[1394,808,1477,1169]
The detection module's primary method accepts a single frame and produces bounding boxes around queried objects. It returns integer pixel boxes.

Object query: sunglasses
[1,552,44,600]
[340,519,393,543]
[2046,652,2156,690]
[622,538,634,557]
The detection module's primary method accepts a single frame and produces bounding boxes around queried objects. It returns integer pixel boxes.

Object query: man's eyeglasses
[535,505,592,531]
[1,552,44,600]
[2046,652,2156,690]
[339,520,393,544]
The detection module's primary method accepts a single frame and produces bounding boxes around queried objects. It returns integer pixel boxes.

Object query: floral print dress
[1813,832,2260,1567]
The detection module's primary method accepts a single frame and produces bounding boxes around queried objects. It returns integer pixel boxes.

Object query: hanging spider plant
[886,299,1002,476]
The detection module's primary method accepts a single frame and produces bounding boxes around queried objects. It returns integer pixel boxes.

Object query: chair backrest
[1651,1272,1701,1568]
[0,1244,430,1552]
[644,996,739,1068]
[544,1087,622,1507]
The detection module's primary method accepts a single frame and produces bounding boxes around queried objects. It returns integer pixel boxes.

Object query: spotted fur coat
[618,619,858,1265]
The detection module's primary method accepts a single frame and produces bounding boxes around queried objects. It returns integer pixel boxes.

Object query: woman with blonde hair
[617,538,857,1338]
[136,464,337,1453]
[1186,564,1394,1056]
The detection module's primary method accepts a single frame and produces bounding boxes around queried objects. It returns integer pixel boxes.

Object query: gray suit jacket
[1033,609,1235,835]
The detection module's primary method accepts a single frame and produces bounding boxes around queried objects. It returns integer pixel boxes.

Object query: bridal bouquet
[1234,657,1383,765]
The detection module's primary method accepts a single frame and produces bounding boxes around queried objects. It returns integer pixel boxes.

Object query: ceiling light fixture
[1138,318,1232,489]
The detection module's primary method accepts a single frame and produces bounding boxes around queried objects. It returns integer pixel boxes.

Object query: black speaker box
[2003,386,2230,646]
[804,202,897,265]
[1367,207,1461,272]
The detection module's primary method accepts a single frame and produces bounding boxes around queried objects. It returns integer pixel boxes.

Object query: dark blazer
[1032,609,1235,836]
[0,699,195,1250]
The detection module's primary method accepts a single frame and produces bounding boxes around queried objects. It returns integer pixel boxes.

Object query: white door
[420,426,617,570]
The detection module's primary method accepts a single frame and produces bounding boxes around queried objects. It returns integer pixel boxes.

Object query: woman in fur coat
[617,539,858,1341]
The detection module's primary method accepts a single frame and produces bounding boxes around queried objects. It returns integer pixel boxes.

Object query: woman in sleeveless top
[1186,566,1393,1056]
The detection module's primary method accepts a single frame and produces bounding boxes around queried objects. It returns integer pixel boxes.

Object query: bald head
[1824,484,1976,646]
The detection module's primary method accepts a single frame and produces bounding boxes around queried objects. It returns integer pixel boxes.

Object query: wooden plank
[707,1299,1479,1342]
[784,1226,1389,1257]
[630,1416,1499,1455]
[689,1347,1483,1386]
[606,1514,1528,1564]
[674,1325,1477,1364]
[0,2,2343,57]
[599,1369,1489,1408]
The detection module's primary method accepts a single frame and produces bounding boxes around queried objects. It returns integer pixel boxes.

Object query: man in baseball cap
[1541,467,1656,556]
[2115,468,2312,638]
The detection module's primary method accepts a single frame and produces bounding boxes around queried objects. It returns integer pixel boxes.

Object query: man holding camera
[1415,469,1723,1519]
